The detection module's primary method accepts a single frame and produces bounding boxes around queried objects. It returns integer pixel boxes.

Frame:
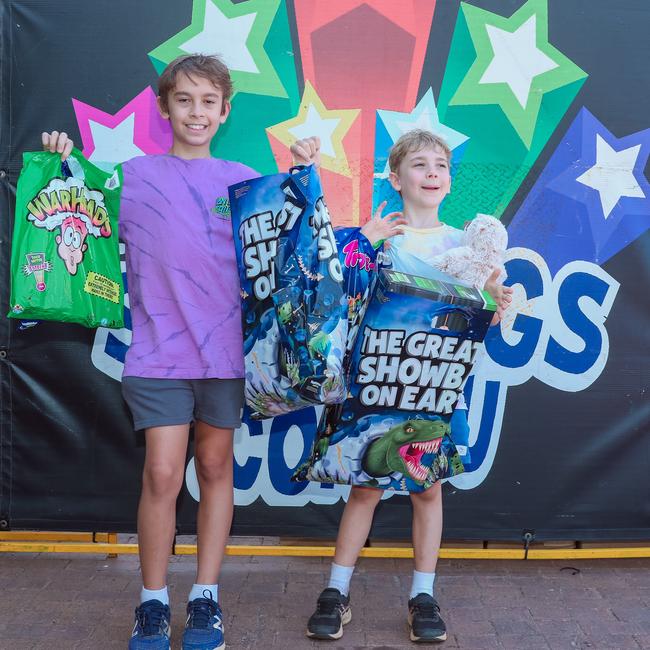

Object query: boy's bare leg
[333,485,383,566]
[408,482,447,642]
[193,420,235,584]
[307,485,383,639]
[138,424,191,589]
[410,481,443,572]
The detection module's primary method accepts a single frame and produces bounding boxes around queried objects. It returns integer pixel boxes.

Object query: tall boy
[43,54,320,650]
[304,129,511,644]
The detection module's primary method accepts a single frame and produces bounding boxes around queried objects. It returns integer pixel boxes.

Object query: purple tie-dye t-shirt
[119,155,257,379]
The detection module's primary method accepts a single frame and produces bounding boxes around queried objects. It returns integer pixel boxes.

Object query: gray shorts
[121,376,245,431]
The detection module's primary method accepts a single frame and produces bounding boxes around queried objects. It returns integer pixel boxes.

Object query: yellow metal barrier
[0,539,649,560]
[0,531,118,543]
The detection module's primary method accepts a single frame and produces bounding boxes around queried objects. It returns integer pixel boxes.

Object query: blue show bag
[230,165,377,419]
[294,267,496,492]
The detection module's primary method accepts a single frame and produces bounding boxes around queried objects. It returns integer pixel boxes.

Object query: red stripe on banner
[293,1,437,225]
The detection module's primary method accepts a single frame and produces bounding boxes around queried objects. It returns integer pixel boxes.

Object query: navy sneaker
[129,599,171,650]
[407,593,447,643]
[306,587,351,640]
[182,592,225,650]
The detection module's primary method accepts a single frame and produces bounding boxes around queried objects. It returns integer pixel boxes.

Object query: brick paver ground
[0,550,648,649]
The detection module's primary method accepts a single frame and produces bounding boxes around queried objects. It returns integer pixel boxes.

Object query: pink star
[72,87,172,159]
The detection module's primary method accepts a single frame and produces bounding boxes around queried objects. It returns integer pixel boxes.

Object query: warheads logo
[26,177,112,275]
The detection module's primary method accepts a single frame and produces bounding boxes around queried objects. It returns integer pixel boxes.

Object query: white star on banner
[288,104,340,158]
[479,15,558,109]
[375,89,469,179]
[180,1,258,74]
[88,113,145,171]
[576,134,646,219]
[395,110,439,136]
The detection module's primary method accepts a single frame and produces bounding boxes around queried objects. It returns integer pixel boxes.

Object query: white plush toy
[430,213,507,289]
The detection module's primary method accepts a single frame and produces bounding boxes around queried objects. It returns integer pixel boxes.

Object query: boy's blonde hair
[388,129,452,173]
[158,54,233,112]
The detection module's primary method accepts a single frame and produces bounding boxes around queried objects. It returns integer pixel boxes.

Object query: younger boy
[43,54,320,650]
[303,129,511,643]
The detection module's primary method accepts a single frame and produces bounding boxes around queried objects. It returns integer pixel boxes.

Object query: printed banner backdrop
[0,0,648,541]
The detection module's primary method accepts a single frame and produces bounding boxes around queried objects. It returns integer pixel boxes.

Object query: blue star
[508,108,650,272]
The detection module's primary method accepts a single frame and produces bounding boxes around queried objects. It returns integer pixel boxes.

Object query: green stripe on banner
[437,0,587,226]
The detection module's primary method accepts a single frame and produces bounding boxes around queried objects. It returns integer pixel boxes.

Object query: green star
[449,0,587,147]
[149,0,287,99]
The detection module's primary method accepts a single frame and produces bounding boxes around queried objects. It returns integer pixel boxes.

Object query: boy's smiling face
[158,72,230,158]
[389,145,451,212]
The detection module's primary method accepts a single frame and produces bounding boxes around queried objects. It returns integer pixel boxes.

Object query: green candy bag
[7,149,124,328]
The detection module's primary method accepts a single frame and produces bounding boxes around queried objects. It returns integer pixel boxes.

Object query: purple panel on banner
[508,108,650,274]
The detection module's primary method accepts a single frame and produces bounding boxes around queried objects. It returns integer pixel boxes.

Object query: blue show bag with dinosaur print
[294,267,496,493]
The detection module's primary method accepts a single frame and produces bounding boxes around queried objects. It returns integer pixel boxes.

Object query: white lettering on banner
[91,247,620,500]
[449,247,619,490]
[185,408,352,506]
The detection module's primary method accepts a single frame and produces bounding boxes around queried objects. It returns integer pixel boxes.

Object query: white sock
[189,583,219,603]
[410,570,435,599]
[327,562,355,597]
[141,586,169,605]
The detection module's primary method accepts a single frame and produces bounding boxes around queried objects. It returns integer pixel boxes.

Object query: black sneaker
[306,587,352,640]
[407,593,447,643]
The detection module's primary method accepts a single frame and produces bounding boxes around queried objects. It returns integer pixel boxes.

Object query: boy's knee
[194,454,231,485]
[349,486,383,506]
[411,481,442,504]
[143,461,184,498]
